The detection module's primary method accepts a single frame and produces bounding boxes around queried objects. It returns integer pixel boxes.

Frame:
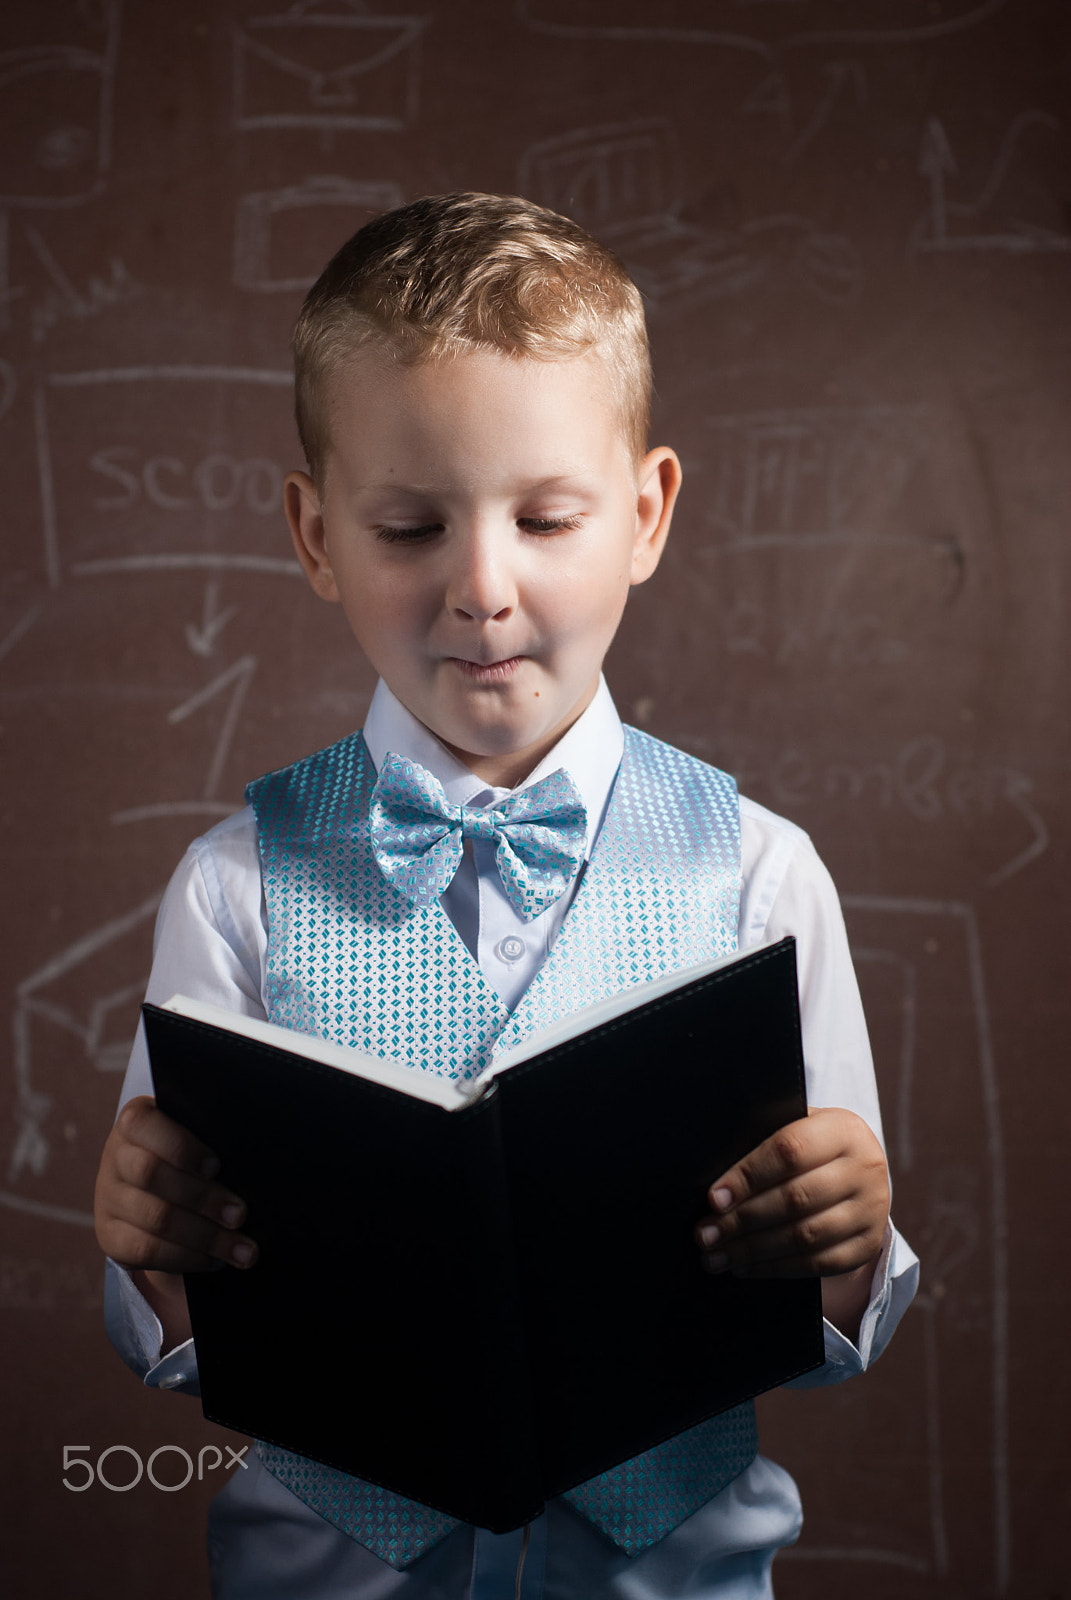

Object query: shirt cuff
[783,1219,920,1389]
[104,1258,201,1397]
[145,1337,200,1396]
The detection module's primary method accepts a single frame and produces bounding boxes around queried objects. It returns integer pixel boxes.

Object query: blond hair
[293,192,651,484]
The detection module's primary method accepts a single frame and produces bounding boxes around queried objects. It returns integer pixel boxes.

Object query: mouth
[447,656,525,684]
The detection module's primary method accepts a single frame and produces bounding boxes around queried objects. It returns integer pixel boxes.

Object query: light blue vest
[246,724,758,1569]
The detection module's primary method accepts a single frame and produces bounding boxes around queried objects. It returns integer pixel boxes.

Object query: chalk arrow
[185,578,238,657]
[919,118,957,242]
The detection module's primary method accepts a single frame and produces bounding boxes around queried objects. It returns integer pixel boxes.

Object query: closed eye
[374,523,443,544]
[519,515,584,533]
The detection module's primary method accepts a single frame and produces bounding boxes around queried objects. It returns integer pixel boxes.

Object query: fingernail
[698,1223,721,1248]
[221,1202,244,1228]
[704,1251,729,1273]
[711,1187,733,1212]
[200,1156,221,1179]
[231,1241,256,1267]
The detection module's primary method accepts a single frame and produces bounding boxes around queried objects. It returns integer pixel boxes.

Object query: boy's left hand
[694,1107,889,1280]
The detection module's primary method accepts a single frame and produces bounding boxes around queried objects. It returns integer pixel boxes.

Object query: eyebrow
[357,475,598,498]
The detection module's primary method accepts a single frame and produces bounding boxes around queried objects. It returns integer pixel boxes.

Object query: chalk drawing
[742,72,792,134]
[779,0,1008,48]
[6,892,163,1228]
[782,59,866,164]
[778,897,1005,1581]
[911,113,1071,258]
[111,801,239,826]
[0,0,121,208]
[0,1254,103,1308]
[846,947,916,1173]
[35,366,298,586]
[22,223,141,341]
[519,122,861,311]
[908,1182,980,1578]
[513,3,771,57]
[185,579,238,658]
[234,175,404,292]
[233,3,427,132]
[704,405,938,552]
[72,554,302,578]
[519,120,682,243]
[917,1289,950,1576]
[0,357,15,420]
[166,655,259,801]
[515,0,1007,50]
[841,896,1009,1594]
[0,607,40,668]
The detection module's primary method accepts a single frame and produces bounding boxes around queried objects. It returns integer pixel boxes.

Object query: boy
[95,193,918,1599]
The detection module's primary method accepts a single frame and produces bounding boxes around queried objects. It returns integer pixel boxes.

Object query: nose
[444,527,517,624]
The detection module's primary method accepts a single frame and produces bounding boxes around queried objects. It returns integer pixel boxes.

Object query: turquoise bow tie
[369,752,587,923]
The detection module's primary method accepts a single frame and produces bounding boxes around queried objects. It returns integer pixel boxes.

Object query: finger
[115,1095,223,1181]
[101,1182,258,1273]
[111,1135,247,1232]
[707,1108,882,1214]
[699,1205,878,1278]
[697,1154,861,1247]
[103,1218,230,1276]
[706,1116,839,1221]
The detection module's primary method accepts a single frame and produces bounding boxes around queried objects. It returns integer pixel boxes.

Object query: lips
[448,656,524,682]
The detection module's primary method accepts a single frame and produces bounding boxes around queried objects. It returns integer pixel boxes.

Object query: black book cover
[145,935,824,1531]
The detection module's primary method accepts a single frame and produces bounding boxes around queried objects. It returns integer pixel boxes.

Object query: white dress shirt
[106,677,918,1600]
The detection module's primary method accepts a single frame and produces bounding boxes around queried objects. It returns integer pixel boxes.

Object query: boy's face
[285,346,680,787]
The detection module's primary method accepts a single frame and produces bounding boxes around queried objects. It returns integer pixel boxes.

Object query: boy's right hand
[94,1095,257,1274]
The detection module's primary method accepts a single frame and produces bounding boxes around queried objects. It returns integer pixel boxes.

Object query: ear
[284,471,340,602]
[631,448,681,586]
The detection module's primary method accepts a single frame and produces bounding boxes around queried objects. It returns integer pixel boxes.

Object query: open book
[144,935,824,1532]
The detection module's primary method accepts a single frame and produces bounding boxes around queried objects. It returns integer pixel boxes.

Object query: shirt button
[496,935,526,964]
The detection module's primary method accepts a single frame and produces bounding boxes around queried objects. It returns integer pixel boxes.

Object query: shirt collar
[362,676,624,860]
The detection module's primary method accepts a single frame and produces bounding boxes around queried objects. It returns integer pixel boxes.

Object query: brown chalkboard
[1,3,1068,1597]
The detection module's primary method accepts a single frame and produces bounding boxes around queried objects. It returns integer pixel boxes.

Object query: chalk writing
[89,448,281,515]
[719,599,908,667]
[725,736,1046,886]
[36,367,295,585]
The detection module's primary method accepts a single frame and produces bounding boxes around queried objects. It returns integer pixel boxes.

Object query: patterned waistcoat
[245,724,758,1569]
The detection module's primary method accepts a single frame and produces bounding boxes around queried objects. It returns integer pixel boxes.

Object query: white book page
[160,996,471,1111]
